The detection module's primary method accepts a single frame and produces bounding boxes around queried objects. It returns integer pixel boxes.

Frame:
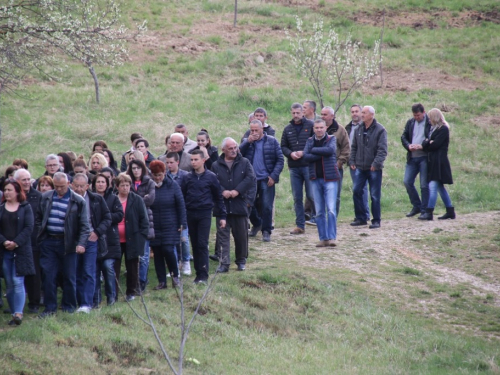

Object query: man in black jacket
[181,150,227,284]
[280,103,314,235]
[15,168,42,313]
[71,173,111,313]
[349,106,388,229]
[401,103,431,219]
[212,138,256,272]
[37,172,90,317]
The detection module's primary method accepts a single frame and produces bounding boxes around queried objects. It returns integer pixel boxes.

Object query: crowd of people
[0,103,455,326]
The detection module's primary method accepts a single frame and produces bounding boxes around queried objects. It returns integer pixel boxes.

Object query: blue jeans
[336,168,344,217]
[428,181,453,209]
[250,179,275,234]
[311,179,338,241]
[94,258,116,306]
[353,169,382,224]
[289,166,313,229]
[403,156,429,212]
[2,251,25,315]
[174,227,191,262]
[40,238,77,313]
[350,168,369,220]
[139,240,150,284]
[76,240,97,308]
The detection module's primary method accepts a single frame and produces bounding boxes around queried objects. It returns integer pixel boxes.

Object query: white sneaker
[76,306,91,314]
[182,261,191,276]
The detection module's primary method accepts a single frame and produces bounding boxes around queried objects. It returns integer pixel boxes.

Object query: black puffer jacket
[87,191,112,259]
[150,177,187,246]
[25,187,42,251]
[122,192,149,260]
[101,190,123,260]
[280,118,314,168]
[132,175,155,240]
[0,202,35,277]
[211,153,256,217]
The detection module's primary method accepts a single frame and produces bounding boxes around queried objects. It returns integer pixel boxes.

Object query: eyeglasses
[131,167,141,171]
[46,164,59,168]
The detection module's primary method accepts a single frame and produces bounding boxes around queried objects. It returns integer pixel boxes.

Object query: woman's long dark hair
[58,152,74,174]
[102,149,118,172]
[126,159,148,182]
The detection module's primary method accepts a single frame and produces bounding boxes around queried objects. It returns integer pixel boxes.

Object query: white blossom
[285,16,381,111]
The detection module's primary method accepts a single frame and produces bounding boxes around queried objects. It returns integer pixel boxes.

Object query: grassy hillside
[1,0,500,373]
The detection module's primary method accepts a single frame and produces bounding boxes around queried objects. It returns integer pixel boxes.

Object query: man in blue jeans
[280,103,314,235]
[71,173,111,313]
[303,119,340,247]
[165,152,192,275]
[349,106,388,229]
[345,104,370,222]
[401,103,431,219]
[240,119,284,242]
[36,172,90,318]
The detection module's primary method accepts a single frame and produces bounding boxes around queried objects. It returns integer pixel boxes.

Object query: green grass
[1,0,500,373]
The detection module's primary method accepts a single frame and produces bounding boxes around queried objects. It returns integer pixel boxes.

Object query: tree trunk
[233,0,238,27]
[379,8,385,87]
[88,63,100,104]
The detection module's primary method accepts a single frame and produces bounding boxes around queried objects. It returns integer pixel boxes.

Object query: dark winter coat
[25,187,42,251]
[181,169,227,219]
[150,177,187,246]
[303,135,341,182]
[87,191,112,259]
[401,116,432,163]
[349,119,388,171]
[211,153,257,217]
[280,118,314,168]
[239,134,284,183]
[0,202,35,277]
[422,125,453,184]
[122,192,149,260]
[132,175,155,240]
[102,190,123,260]
[36,189,90,253]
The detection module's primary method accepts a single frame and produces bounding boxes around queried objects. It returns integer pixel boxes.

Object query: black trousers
[152,244,179,283]
[187,209,212,281]
[114,243,140,297]
[25,251,42,309]
[216,215,248,266]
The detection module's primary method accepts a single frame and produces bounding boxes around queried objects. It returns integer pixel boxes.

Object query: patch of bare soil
[363,68,482,94]
[129,21,279,63]
[256,211,500,337]
[350,10,500,29]
[473,116,500,130]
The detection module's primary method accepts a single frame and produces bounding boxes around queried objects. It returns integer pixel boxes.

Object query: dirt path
[252,211,500,336]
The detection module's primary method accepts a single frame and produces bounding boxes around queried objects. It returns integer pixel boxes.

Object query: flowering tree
[285,16,380,111]
[0,0,146,102]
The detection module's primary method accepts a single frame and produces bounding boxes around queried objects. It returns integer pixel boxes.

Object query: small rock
[255,55,264,64]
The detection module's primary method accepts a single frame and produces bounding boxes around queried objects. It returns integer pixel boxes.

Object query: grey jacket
[349,119,388,170]
[36,189,90,254]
